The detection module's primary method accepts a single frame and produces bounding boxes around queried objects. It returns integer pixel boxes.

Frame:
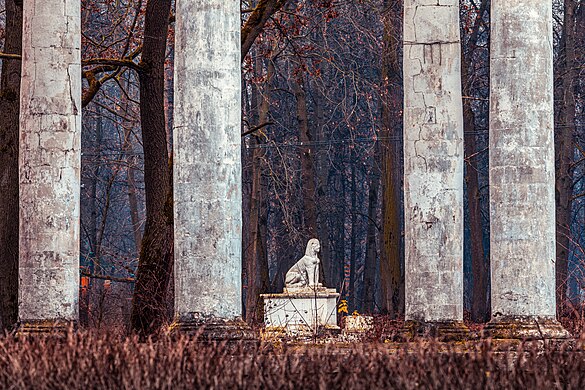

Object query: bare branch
[0,52,21,60]
[81,270,135,284]
[242,122,275,137]
[241,0,290,59]
[83,57,143,73]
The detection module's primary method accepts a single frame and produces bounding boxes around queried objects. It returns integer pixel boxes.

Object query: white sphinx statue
[262,238,339,335]
[285,238,323,289]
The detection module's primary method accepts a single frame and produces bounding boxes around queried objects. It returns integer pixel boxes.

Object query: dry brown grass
[0,330,584,389]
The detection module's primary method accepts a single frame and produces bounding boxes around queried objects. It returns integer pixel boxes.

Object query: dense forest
[0,0,584,333]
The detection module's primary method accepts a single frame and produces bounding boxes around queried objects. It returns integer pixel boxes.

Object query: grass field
[0,329,584,389]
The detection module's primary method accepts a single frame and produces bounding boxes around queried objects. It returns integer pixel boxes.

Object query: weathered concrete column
[173,0,250,338]
[402,0,466,339]
[485,0,568,339]
[18,0,81,333]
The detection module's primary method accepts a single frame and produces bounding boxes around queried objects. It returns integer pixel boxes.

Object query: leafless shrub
[0,331,584,389]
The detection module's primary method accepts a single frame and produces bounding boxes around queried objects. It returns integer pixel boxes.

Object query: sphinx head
[305,238,320,256]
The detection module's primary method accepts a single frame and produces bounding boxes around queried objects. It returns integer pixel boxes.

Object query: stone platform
[16,319,76,337]
[399,320,471,342]
[483,316,571,340]
[171,313,256,342]
[261,287,340,336]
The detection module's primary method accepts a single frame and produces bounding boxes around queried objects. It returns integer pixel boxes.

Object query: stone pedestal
[173,314,255,342]
[340,315,374,342]
[483,316,570,340]
[262,287,340,336]
[399,320,469,342]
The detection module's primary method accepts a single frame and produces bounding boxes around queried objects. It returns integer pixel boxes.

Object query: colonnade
[404,0,567,338]
[16,0,568,338]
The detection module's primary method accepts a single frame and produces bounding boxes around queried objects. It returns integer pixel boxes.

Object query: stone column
[173,0,249,338]
[402,0,466,338]
[18,0,81,333]
[485,0,568,339]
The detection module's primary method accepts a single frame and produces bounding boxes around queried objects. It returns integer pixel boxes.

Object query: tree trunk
[348,154,358,312]
[127,159,143,254]
[241,0,289,59]
[241,54,256,309]
[119,76,143,255]
[0,0,23,331]
[363,149,381,313]
[245,58,273,324]
[331,170,347,292]
[313,73,331,287]
[555,0,577,319]
[80,109,103,326]
[379,0,404,318]
[130,0,173,335]
[294,79,318,239]
[462,0,490,324]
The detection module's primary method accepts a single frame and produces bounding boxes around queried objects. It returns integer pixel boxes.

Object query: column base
[396,320,470,342]
[16,319,76,337]
[483,316,571,340]
[171,314,257,342]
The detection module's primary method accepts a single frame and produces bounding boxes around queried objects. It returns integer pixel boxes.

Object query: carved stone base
[16,319,76,337]
[261,288,339,334]
[396,320,470,342]
[483,316,571,340]
[172,314,256,342]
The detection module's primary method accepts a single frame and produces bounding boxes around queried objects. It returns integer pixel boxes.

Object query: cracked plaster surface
[18,0,81,322]
[403,1,464,323]
[489,1,556,318]
[173,0,242,320]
